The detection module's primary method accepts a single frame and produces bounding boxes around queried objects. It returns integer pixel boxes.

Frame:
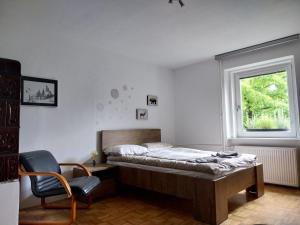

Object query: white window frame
[224,56,300,139]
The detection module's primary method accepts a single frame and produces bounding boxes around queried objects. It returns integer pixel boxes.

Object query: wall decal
[147,95,158,106]
[96,103,104,111]
[111,89,119,99]
[95,85,135,125]
[136,108,148,120]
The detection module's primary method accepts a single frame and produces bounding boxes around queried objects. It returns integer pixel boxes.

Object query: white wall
[174,41,300,148]
[174,59,224,150]
[0,181,19,225]
[0,2,175,208]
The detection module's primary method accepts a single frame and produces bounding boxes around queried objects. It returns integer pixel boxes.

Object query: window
[224,56,299,139]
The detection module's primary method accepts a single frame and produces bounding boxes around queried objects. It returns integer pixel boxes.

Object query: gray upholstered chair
[19,150,100,225]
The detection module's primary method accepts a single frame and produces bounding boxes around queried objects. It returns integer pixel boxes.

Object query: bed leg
[193,179,228,225]
[246,164,264,197]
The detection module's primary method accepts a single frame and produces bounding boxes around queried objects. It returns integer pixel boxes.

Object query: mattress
[107,147,256,175]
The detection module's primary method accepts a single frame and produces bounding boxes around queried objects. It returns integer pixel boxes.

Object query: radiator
[234,146,299,187]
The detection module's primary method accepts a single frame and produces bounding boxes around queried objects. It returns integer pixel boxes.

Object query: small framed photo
[136,108,148,120]
[147,95,158,106]
[21,76,58,106]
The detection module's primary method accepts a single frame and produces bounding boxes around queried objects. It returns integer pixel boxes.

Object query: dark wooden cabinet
[0,58,20,182]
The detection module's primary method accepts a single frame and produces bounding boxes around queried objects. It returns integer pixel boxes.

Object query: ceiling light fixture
[169,0,184,7]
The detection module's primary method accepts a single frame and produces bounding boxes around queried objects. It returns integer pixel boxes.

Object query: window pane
[240,71,291,131]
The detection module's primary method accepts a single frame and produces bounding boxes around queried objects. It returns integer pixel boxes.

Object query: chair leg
[71,196,76,222]
[19,197,76,225]
[86,195,92,209]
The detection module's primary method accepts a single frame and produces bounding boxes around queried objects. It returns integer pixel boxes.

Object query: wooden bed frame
[99,129,264,225]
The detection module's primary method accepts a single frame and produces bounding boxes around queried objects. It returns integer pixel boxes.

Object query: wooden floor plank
[19,185,300,225]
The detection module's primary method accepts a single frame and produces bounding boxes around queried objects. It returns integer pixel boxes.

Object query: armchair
[19,150,100,225]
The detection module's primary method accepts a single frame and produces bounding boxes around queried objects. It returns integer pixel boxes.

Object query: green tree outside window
[240,71,290,130]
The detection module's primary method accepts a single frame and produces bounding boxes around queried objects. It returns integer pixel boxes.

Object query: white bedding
[107,147,256,175]
[147,147,256,167]
[146,147,215,161]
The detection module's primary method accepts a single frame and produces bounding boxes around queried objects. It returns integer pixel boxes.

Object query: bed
[99,129,264,225]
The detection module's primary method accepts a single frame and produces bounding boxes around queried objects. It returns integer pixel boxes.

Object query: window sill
[227,138,300,147]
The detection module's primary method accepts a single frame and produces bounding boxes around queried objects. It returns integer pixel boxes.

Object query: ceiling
[1,0,300,69]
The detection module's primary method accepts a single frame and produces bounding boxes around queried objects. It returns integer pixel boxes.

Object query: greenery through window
[240,71,290,131]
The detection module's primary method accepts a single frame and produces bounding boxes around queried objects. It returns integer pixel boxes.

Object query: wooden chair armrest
[18,167,72,198]
[59,163,92,176]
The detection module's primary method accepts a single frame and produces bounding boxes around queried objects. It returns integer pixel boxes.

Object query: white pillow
[104,144,148,156]
[142,142,173,150]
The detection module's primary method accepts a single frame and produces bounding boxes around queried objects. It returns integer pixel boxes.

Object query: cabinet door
[0,75,20,100]
[0,100,6,127]
[0,128,19,154]
[0,154,18,181]
[6,101,20,127]
[6,154,18,180]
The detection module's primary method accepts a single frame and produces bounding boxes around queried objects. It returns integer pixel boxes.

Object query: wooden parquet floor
[19,185,300,225]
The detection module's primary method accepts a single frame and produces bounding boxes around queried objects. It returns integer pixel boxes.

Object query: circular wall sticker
[96,103,104,111]
[111,89,119,99]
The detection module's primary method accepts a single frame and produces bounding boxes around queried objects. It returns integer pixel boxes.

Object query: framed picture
[136,108,148,120]
[147,95,158,106]
[21,76,58,106]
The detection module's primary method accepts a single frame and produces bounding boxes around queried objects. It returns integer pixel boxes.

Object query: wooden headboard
[99,129,161,162]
